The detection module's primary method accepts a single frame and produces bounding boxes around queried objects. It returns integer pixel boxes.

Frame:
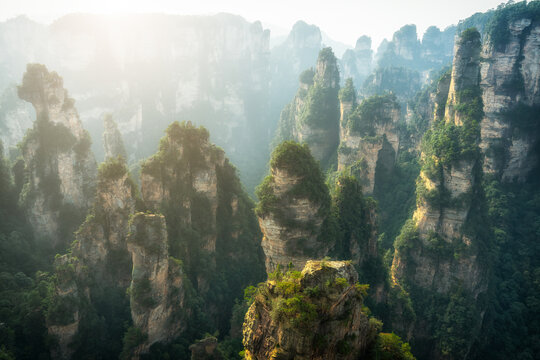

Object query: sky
[0,0,508,48]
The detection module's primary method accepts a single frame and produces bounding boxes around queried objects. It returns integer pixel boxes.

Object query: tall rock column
[140,121,224,292]
[255,141,334,273]
[139,121,265,332]
[17,63,97,247]
[47,159,137,359]
[391,28,488,360]
[275,47,340,168]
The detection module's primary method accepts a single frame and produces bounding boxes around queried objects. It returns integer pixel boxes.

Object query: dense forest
[1,1,540,360]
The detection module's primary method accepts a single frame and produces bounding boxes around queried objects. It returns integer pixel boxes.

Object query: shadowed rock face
[479,18,540,181]
[390,28,488,359]
[17,63,96,247]
[338,93,401,195]
[393,29,486,296]
[127,213,187,357]
[242,260,380,360]
[47,160,137,359]
[140,122,224,290]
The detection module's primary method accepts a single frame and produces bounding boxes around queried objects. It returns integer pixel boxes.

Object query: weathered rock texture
[479,17,540,181]
[140,121,265,331]
[140,122,224,284]
[46,159,137,359]
[242,260,380,360]
[338,92,401,194]
[275,48,340,167]
[393,29,486,295]
[256,142,333,274]
[17,63,97,247]
[127,212,187,357]
[258,168,328,272]
[390,28,488,359]
[103,113,127,160]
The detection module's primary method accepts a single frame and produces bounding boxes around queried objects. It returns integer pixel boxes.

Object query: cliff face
[17,64,97,247]
[258,167,327,272]
[338,91,400,194]
[390,29,488,359]
[242,261,380,360]
[140,122,224,285]
[140,121,265,331]
[127,213,187,356]
[479,17,540,181]
[46,159,137,359]
[256,142,333,273]
[275,48,340,167]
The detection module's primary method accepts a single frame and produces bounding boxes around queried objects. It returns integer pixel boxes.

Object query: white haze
[1,0,507,50]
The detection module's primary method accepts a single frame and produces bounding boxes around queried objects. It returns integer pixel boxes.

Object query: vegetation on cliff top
[345,93,400,136]
[256,141,330,219]
[243,263,415,359]
[485,1,540,50]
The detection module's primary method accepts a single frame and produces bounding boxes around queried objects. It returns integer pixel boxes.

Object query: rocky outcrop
[17,63,97,247]
[127,212,187,357]
[275,48,340,167]
[479,16,540,181]
[338,91,400,194]
[242,260,381,360]
[103,113,127,160]
[256,142,333,273]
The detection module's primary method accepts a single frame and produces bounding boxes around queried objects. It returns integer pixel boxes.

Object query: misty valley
[1,2,540,360]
